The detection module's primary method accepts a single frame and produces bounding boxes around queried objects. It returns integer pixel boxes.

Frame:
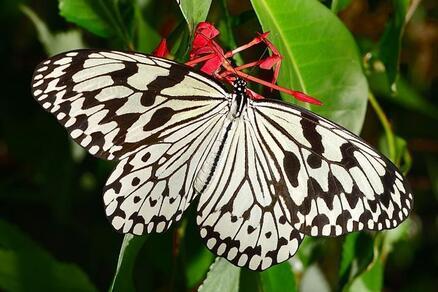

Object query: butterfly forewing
[31,50,229,160]
[31,49,231,234]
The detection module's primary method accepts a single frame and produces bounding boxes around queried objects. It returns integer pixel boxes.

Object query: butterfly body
[31,49,413,270]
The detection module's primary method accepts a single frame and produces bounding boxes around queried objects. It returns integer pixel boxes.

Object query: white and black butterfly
[31,49,413,271]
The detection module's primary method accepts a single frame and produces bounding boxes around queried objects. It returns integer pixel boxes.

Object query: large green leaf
[376,0,410,92]
[0,220,97,292]
[59,0,112,37]
[58,0,135,47]
[110,234,147,292]
[260,262,297,292]
[177,0,213,33]
[198,258,240,292]
[250,0,368,134]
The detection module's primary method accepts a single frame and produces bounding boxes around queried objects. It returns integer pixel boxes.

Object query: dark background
[0,0,437,291]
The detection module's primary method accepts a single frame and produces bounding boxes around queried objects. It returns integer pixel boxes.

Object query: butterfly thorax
[229,78,248,119]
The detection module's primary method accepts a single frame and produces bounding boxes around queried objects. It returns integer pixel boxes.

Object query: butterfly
[31,49,413,271]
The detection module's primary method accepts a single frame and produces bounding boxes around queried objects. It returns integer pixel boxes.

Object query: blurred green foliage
[0,0,437,291]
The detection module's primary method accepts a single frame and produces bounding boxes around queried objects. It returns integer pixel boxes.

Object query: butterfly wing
[31,49,229,160]
[31,49,231,233]
[104,110,228,234]
[250,99,413,237]
[196,118,304,271]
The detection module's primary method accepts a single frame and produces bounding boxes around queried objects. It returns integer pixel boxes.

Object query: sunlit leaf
[347,258,383,292]
[0,220,97,292]
[177,0,213,33]
[260,262,297,292]
[198,258,240,292]
[58,0,134,47]
[300,264,330,292]
[21,5,85,55]
[59,0,112,37]
[250,0,368,134]
[110,234,147,292]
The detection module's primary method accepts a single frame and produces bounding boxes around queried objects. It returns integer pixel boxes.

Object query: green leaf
[347,258,383,292]
[381,220,411,258]
[376,0,410,91]
[250,0,368,134]
[178,0,213,33]
[134,5,161,53]
[185,247,214,288]
[297,237,319,268]
[339,233,360,280]
[110,234,147,292]
[368,72,438,120]
[331,0,353,13]
[58,0,134,47]
[0,220,97,292]
[378,134,412,174]
[198,258,240,292]
[260,262,297,292]
[59,0,112,37]
[21,5,85,56]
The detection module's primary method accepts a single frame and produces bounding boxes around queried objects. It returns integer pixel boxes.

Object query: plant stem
[368,91,396,161]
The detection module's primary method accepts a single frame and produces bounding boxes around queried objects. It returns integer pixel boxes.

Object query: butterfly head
[233,78,247,94]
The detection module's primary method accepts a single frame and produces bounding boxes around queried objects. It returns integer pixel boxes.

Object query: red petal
[200,55,222,75]
[192,22,220,50]
[259,55,281,69]
[195,22,220,39]
[152,39,169,57]
[291,91,322,105]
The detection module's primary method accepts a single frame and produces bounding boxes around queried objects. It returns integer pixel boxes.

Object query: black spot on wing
[307,153,322,168]
[143,107,175,131]
[300,115,323,153]
[283,151,301,187]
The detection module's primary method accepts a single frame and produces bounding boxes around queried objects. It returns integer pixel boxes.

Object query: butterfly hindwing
[104,110,228,234]
[197,118,304,271]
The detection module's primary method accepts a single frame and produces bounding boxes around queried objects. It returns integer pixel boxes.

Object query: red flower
[184,22,322,105]
[152,39,169,58]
